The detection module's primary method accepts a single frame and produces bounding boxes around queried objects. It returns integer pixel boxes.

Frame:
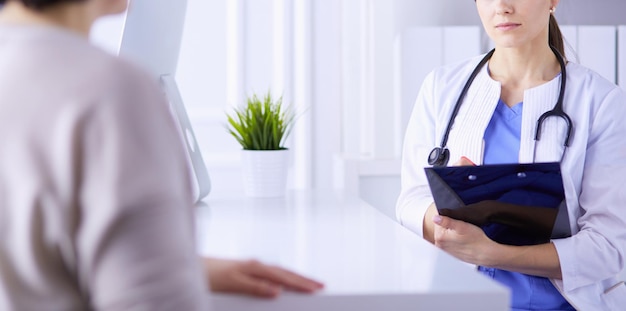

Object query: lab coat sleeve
[396,71,439,237]
[552,87,626,292]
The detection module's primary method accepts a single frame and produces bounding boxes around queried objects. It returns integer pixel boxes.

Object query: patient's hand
[203,257,324,298]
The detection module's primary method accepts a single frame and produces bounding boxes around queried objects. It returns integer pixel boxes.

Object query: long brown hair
[549,14,566,59]
[0,0,85,11]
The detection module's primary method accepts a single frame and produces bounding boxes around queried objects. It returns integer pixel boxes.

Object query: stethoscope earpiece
[428,147,450,167]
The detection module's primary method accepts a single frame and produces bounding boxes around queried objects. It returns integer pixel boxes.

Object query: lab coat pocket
[602,281,626,311]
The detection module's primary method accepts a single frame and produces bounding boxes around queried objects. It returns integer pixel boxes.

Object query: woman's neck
[488,44,561,88]
[0,1,94,37]
[488,43,562,107]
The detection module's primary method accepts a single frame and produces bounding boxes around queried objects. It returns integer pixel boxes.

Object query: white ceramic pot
[241,149,289,198]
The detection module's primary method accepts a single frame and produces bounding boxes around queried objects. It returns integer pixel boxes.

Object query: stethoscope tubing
[429,46,572,167]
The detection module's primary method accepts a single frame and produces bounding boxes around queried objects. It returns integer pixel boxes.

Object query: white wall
[92,1,626,213]
[556,0,626,25]
[310,0,343,189]
[90,13,125,53]
[393,0,480,29]
[90,0,343,197]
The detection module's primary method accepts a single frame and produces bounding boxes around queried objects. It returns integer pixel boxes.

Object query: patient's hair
[0,0,86,10]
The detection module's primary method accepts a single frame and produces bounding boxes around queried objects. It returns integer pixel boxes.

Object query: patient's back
[0,24,208,310]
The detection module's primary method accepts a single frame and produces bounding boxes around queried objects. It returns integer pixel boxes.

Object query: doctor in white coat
[396,0,626,310]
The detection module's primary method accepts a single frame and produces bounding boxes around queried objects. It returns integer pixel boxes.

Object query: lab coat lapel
[520,75,563,163]
[446,68,500,165]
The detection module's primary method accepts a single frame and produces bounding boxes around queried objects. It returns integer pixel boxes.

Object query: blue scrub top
[481,99,575,311]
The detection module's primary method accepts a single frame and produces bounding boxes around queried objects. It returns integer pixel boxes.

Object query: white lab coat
[396,55,626,310]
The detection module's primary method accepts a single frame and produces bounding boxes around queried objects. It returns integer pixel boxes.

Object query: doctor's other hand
[422,156,477,243]
[432,215,497,266]
[202,257,324,298]
[453,156,476,166]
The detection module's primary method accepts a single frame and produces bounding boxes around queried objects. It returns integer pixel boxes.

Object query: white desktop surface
[196,190,509,310]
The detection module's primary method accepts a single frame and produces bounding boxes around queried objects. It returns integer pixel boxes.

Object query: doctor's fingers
[432,216,460,248]
[432,225,466,252]
[433,215,487,235]
[452,156,477,166]
[432,214,463,230]
[432,216,486,246]
[433,231,486,265]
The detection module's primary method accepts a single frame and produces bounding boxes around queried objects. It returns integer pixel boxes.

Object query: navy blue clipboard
[425,162,571,246]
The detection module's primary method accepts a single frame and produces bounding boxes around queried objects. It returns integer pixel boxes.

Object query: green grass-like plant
[226,92,295,150]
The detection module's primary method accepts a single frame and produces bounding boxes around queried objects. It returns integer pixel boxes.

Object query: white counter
[196,190,509,310]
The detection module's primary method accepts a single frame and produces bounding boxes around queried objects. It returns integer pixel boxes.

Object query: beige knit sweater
[0,24,209,310]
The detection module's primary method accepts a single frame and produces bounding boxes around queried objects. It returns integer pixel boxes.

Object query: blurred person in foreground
[0,0,322,310]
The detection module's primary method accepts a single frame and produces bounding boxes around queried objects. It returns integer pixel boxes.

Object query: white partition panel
[341,0,367,156]
[443,27,481,64]
[394,26,481,152]
[90,13,127,55]
[394,27,443,147]
[617,26,626,90]
[244,0,275,94]
[578,26,617,84]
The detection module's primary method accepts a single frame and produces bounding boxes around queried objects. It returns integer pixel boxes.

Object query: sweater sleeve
[552,87,626,292]
[395,71,439,237]
[72,68,210,310]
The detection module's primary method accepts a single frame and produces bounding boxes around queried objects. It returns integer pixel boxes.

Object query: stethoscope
[428,46,573,167]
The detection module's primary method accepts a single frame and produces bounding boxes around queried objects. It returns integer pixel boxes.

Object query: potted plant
[226,92,295,197]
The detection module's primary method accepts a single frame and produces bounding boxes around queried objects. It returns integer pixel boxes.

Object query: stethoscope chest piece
[428,147,450,167]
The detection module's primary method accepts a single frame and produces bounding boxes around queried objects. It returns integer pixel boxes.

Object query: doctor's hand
[423,156,478,243]
[202,257,324,298]
[453,156,476,166]
[432,215,499,266]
